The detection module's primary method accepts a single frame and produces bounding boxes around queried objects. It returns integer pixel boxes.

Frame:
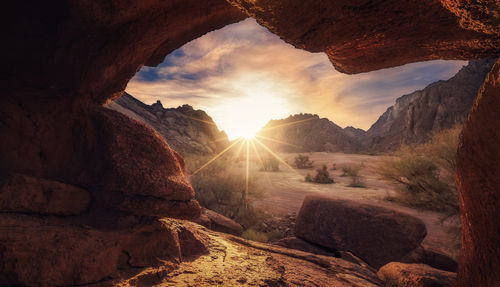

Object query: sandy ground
[248,152,458,258]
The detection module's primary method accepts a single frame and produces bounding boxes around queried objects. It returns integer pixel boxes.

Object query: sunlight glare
[207,74,292,140]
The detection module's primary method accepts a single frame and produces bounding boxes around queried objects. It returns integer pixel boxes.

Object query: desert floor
[248,152,458,259]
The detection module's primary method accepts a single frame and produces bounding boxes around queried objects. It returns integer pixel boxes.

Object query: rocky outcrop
[0,215,209,286]
[194,208,243,236]
[361,58,497,151]
[228,1,499,74]
[98,228,384,286]
[377,262,456,287]
[295,196,427,269]
[107,92,229,155]
[0,173,90,216]
[456,58,500,287]
[257,114,358,152]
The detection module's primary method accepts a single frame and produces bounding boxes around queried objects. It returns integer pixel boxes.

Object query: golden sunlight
[206,75,292,140]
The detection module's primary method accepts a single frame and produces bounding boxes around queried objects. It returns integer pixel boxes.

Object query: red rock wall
[227,0,499,73]
[456,58,500,287]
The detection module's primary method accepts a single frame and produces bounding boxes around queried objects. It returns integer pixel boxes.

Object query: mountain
[106,92,229,155]
[360,58,497,152]
[256,113,360,152]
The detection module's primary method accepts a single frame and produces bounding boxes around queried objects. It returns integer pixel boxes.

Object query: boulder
[295,196,427,268]
[0,173,90,215]
[194,208,243,236]
[377,262,456,287]
[401,246,458,272]
[0,215,209,287]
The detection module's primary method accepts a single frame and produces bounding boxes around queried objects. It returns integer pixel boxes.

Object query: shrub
[242,229,269,242]
[294,154,314,169]
[342,164,366,188]
[306,165,334,184]
[187,154,263,222]
[331,163,337,170]
[377,126,461,215]
[377,126,461,256]
[261,156,280,171]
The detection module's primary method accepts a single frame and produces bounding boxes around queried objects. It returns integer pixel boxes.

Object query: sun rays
[190,117,310,207]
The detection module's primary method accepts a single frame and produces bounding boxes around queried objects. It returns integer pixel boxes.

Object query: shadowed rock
[295,196,427,269]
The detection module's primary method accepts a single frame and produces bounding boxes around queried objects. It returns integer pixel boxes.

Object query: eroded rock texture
[456,58,500,287]
[228,0,500,73]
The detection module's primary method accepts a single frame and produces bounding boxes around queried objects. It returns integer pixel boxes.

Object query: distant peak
[151,100,164,109]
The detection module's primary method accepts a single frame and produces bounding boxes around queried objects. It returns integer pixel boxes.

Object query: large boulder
[0,215,209,287]
[377,262,456,287]
[295,196,427,268]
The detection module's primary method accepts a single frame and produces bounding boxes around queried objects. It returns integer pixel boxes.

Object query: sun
[207,83,291,140]
[241,131,256,139]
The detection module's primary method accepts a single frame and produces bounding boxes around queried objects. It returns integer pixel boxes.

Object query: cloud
[126,18,467,134]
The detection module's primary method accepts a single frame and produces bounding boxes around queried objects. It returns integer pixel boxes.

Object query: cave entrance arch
[2,1,499,286]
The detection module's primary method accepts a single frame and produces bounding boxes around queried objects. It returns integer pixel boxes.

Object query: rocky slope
[361,58,497,152]
[107,92,229,156]
[257,114,359,152]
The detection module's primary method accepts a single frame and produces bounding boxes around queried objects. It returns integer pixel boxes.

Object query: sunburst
[190,117,311,209]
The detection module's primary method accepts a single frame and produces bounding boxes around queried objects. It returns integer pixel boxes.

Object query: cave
[1,1,499,286]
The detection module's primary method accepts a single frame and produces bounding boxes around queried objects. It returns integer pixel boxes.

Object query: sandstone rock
[401,246,457,272]
[103,230,384,286]
[0,173,90,215]
[377,262,456,287]
[228,0,499,73]
[361,58,497,152]
[107,93,230,156]
[193,208,243,236]
[0,215,209,286]
[274,236,339,257]
[457,58,500,287]
[295,196,427,268]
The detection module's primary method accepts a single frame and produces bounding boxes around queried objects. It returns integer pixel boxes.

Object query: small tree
[294,154,314,169]
[306,165,334,184]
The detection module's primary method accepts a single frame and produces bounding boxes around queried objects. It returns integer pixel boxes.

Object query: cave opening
[1,1,499,286]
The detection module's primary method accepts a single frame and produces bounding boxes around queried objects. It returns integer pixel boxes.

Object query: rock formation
[228,0,499,74]
[2,0,499,286]
[257,114,359,152]
[361,58,497,151]
[456,58,500,287]
[377,262,456,287]
[295,196,428,269]
[107,92,229,155]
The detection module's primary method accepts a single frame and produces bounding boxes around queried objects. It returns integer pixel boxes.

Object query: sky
[126,18,467,140]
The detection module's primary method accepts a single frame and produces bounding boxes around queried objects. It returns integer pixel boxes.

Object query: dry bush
[186,154,265,228]
[294,154,314,169]
[261,156,280,171]
[342,164,366,188]
[306,165,334,184]
[378,126,462,255]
